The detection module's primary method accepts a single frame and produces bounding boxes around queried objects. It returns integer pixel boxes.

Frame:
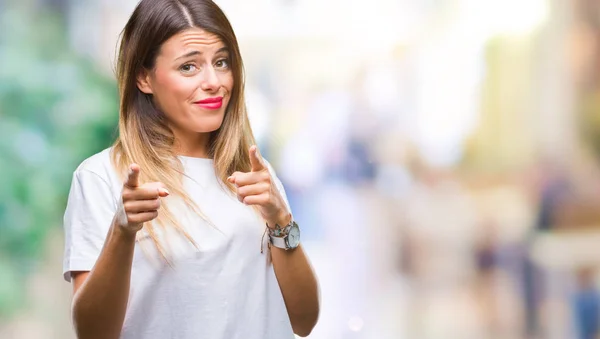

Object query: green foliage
[0,3,118,318]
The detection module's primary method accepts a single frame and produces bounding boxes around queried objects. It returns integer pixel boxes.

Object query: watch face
[287,224,301,248]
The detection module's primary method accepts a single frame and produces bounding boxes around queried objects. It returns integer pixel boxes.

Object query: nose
[200,66,220,92]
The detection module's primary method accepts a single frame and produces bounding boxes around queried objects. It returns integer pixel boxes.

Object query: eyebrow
[175,47,230,61]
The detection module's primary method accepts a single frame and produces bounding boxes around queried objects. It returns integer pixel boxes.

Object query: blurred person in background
[473,220,505,338]
[61,1,319,338]
[524,159,571,338]
[572,267,600,339]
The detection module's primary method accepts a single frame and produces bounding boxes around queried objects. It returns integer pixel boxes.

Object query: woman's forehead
[160,28,226,58]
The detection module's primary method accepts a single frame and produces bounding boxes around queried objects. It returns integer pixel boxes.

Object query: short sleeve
[62,169,118,282]
[265,160,293,215]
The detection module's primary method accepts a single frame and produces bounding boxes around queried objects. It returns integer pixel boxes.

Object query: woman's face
[138,27,234,141]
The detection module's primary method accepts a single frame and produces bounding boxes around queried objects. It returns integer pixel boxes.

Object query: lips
[194,96,223,110]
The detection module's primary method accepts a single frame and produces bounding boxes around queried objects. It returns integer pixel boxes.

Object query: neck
[173,130,212,159]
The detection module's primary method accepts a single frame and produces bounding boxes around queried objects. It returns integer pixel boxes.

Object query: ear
[136,69,154,94]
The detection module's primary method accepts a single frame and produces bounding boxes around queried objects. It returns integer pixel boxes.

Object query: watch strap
[269,234,288,249]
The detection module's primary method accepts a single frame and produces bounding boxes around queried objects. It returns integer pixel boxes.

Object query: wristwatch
[268,219,301,250]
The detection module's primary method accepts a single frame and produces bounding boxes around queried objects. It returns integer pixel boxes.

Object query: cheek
[154,72,195,104]
[221,73,234,95]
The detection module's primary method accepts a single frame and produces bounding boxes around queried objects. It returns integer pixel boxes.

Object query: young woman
[62,1,319,338]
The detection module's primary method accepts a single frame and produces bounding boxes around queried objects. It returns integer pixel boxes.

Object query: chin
[192,114,225,133]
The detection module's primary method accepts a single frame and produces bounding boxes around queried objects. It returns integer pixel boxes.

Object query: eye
[215,58,230,69]
[180,63,198,73]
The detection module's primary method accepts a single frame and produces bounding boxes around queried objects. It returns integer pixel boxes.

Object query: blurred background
[2,0,600,338]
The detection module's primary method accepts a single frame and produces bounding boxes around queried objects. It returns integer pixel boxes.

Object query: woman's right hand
[115,164,169,234]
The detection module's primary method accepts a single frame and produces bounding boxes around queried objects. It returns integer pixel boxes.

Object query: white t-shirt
[62,148,295,339]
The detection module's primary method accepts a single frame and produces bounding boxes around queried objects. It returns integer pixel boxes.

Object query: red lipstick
[194,96,223,110]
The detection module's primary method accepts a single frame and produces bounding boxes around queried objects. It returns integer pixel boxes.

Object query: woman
[62,1,320,338]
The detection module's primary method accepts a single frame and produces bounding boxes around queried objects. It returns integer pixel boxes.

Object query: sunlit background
[2,0,600,338]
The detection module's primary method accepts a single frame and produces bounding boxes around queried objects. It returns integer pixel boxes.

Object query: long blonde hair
[112,0,256,259]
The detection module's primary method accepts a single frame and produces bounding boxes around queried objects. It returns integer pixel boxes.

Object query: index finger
[124,164,140,188]
[249,145,265,172]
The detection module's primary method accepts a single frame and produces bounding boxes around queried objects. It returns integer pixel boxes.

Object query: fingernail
[161,188,170,195]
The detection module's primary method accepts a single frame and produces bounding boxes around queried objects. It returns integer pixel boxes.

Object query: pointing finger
[125,164,140,188]
[249,145,265,172]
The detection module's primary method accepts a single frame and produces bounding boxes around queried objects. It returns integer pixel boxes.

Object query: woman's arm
[229,146,320,337]
[271,239,320,337]
[70,164,168,339]
[71,222,137,339]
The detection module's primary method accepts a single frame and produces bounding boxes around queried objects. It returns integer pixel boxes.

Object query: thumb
[125,164,140,188]
[158,187,170,198]
[249,145,265,172]
[145,182,170,197]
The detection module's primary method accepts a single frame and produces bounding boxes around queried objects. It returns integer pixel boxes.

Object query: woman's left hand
[228,145,290,228]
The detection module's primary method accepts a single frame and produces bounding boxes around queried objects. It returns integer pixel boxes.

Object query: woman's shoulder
[76,147,112,172]
[73,147,120,187]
